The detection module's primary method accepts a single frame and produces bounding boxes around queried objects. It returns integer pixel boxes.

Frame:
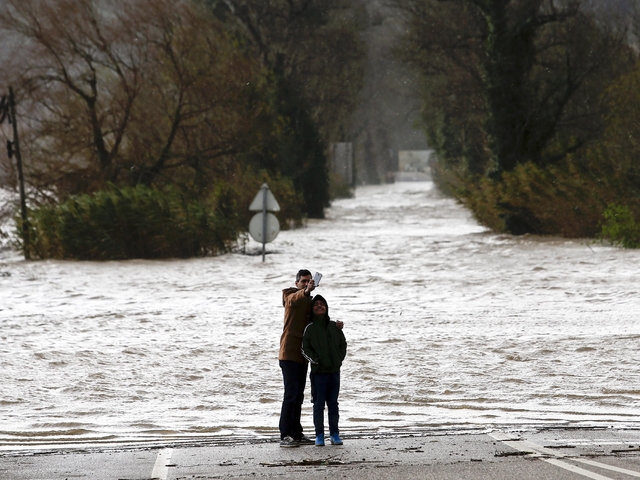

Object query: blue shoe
[315,434,325,446]
[330,433,343,445]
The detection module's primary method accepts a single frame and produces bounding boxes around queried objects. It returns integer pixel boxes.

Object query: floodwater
[1,181,639,450]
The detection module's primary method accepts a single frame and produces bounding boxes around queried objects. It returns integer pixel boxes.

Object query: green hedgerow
[598,204,640,249]
[20,184,241,260]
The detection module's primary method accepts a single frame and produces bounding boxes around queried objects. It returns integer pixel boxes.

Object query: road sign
[249,212,280,243]
[248,184,280,261]
[249,184,280,212]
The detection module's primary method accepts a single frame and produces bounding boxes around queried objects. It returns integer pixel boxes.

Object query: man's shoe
[315,434,325,446]
[329,433,343,445]
[298,435,315,445]
[280,436,300,448]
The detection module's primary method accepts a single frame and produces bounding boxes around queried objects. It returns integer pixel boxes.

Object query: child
[302,295,347,446]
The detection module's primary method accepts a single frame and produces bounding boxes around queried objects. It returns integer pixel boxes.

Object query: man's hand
[304,279,316,295]
[336,320,344,330]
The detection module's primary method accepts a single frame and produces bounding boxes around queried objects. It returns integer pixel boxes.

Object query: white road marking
[489,432,640,480]
[574,458,640,478]
[151,448,173,480]
[509,439,573,457]
[489,432,521,442]
[543,458,616,480]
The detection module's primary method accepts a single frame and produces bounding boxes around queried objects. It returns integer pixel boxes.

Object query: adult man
[278,269,343,447]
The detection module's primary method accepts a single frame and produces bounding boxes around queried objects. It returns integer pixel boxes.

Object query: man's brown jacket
[279,287,312,363]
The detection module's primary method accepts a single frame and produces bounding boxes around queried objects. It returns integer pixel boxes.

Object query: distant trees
[201,0,366,217]
[579,57,640,245]
[202,0,366,143]
[0,0,366,258]
[394,0,638,236]
[0,0,261,199]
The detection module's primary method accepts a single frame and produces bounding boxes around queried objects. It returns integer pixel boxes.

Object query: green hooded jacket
[301,295,347,373]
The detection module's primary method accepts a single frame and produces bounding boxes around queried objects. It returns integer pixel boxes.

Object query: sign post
[248,184,281,262]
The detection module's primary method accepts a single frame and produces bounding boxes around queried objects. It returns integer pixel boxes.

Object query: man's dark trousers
[279,360,308,440]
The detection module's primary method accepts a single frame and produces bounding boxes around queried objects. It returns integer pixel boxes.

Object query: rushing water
[1,181,639,450]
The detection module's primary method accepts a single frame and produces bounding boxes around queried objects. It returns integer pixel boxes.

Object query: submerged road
[2,428,640,479]
[2,181,640,444]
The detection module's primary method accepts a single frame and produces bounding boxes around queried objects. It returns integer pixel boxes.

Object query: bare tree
[0,0,261,199]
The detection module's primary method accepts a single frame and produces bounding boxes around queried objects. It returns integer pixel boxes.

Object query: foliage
[201,0,366,216]
[201,0,366,143]
[599,204,640,248]
[395,0,637,236]
[244,72,330,218]
[449,56,640,239]
[452,160,611,237]
[0,0,366,254]
[590,62,640,198]
[0,0,263,198]
[21,184,242,260]
[0,0,368,260]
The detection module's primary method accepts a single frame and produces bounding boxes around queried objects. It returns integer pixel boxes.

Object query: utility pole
[2,87,30,259]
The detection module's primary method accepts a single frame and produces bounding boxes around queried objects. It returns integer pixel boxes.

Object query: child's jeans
[311,371,340,436]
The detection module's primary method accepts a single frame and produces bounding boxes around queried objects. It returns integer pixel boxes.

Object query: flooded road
[1,181,639,449]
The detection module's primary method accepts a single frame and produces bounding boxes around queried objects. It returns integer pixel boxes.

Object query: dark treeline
[395,0,640,245]
[0,0,366,259]
[3,0,640,259]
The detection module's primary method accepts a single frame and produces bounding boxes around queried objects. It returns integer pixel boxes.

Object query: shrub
[598,204,640,248]
[441,158,621,238]
[21,185,241,260]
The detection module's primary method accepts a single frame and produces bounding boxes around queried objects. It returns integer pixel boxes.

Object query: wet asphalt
[1,428,640,479]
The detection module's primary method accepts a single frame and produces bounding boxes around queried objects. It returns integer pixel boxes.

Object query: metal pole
[8,86,29,260]
[261,185,267,262]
